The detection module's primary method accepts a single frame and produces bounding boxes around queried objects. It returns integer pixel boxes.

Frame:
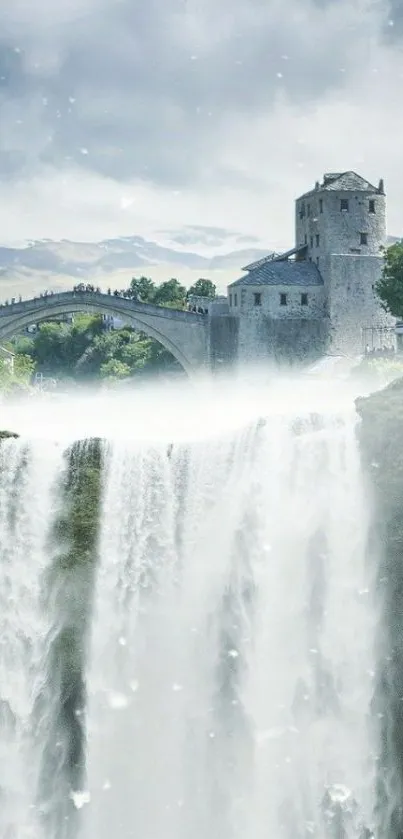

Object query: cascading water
[0,379,384,838]
[0,439,65,838]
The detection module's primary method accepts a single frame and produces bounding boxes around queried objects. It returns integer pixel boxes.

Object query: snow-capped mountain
[0,236,268,279]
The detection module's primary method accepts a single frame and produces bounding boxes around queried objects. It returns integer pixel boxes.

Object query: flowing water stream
[0,377,387,838]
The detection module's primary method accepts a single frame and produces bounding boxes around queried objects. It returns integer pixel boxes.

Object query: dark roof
[242,245,306,272]
[229,260,323,288]
[299,171,381,200]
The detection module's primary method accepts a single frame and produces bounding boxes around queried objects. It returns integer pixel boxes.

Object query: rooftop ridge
[298,170,381,199]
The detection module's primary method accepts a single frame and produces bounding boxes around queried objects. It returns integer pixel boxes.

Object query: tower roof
[299,171,382,199]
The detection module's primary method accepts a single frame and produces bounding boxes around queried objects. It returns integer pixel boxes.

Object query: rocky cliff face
[357,377,403,838]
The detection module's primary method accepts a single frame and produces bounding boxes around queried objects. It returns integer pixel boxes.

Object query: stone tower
[295,172,394,355]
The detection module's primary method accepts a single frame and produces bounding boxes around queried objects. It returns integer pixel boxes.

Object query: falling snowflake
[107,692,129,709]
[70,790,91,809]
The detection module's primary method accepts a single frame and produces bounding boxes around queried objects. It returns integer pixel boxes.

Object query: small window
[307,204,311,217]
[234,293,238,306]
[369,200,375,214]
[319,199,323,214]
[316,256,320,266]
[316,234,320,247]
[301,293,308,306]
[229,293,232,306]
[300,202,305,219]
[360,232,368,245]
[310,236,313,248]
[253,292,262,306]
[280,293,287,306]
[304,234,307,244]
[340,199,349,212]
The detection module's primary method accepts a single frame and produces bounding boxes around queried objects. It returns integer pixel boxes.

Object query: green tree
[99,359,131,380]
[65,315,104,368]
[22,315,104,377]
[14,353,36,382]
[153,278,186,308]
[11,335,35,357]
[127,277,156,302]
[375,241,403,318]
[187,278,216,299]
[76,331,123,377]
[119,339,151,371]
[33,322,68,371]
[147,341,182,372]
[0,353,35,392]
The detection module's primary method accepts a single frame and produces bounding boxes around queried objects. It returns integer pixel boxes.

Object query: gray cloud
[161,225,243,247]
[0,0,396,188]
[384,0,403,36]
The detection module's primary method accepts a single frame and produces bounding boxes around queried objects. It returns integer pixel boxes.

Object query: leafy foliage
[125,276,187,308]
[375,241,403,318]
[52,439,102,565]
[35,440,102,829]
[10,317,178,383]
[0,353,36,393]
[187,278,216,298]
[99,358,132,380]
[153,278,187,307]
[29,315,104,374]
[126,276,156,302]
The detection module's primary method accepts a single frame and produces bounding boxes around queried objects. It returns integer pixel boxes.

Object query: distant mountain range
[0,236,269,280]
[0,234,399,300]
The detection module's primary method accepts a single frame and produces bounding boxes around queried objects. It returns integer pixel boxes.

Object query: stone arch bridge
[0,291,211,376]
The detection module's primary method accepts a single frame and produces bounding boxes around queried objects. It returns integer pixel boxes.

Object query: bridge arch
[0,292,209,377]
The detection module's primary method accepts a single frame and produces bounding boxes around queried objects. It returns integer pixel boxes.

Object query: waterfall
[84,405,376,839]
[0,385,381,839]
[0,439,64,838]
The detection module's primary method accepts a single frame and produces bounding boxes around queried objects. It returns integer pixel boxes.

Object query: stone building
[226,171,395,361]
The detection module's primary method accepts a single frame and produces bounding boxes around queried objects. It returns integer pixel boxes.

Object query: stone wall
[229,283,326,320]
[295,187,386,264]
[209,313,239,370]
[237,312,329,363]
[325,254,395,355]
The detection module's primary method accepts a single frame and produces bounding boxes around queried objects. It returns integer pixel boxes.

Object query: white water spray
[0,376,380,839]
[84,390,377,839]
[0,439,64,838]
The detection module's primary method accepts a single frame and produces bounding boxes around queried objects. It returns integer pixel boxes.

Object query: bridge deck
[0,291,205,323]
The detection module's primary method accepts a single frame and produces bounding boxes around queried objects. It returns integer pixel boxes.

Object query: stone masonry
[225,171,395,361]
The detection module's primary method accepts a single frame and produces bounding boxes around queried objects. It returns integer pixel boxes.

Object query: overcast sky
[0,0,402,250]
